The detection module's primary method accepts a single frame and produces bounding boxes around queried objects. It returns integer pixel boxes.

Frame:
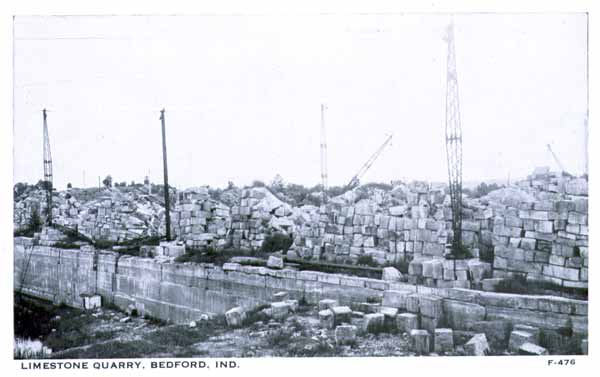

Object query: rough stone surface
[267,256,284,269]
[319,309,334,329]
[334,325,357,346]
[410,329,431,354]
[509,330,536,352]
[465,333,490,356]
[443,300,486,330]
[332,306,353,325]
[363,313,385,334]
[434,328,454,353]
[271,301,290,319]
[518,342,549,355]
[382,267,402,281]
[397,313,420,334]
[318,299,339,311]
[225,307,246,327]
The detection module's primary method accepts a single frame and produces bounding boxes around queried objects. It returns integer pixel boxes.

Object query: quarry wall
[14,239,587,334]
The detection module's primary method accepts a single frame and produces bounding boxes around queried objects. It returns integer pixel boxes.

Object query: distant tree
[130,181,136,186]
[13,182,29,199]
[252,180,266,188]
[102,175,113,188]
[270,174,285,191]
[144,176,150,185]
[119,181,127,187]
[67,182,72,189]
[227,181,236,190]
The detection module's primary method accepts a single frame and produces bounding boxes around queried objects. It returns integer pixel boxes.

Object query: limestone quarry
[13,168,589,357]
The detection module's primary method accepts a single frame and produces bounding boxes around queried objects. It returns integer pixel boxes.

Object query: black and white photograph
[8,8,591,365]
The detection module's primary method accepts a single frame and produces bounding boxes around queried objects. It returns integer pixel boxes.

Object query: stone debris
[334,325,357,346]
[518,342,548,355]
[225,307,246,327]
[464,333,490,356]
[410,329,431,354]
[189,321,197,328]
[434,328,454,353]
[397,313,419,334]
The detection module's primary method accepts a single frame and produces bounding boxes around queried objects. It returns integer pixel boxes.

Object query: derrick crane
[547,144,566,174]
[345,133,393,191]
[320,104,329,203]
[444,22,464,255]
[42,109,53,225]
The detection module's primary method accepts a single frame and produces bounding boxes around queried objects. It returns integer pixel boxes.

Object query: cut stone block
[421,315,443,333]
[271,301,290,319]
[318,299,339,311]
[363,313,385,334]
[319,309,335,329]
[467,320,512,347]
[397,313,419,333]
[406,294,420,313]
[267,255,284,269]
[518,342,549,355]
[509,330,536,352]
[422,259,444,279]
[382,267,402,281]
[82,294,101,310]
[434,328,454,353]
[410,329,431,354]
[273,291,288,300]
[419,295,444,319]
[408,260,423,276]
[332,306,353,325]
[465,333,490,356]
[380,307,398,329]
[335,325,357,346]
[225,307,246,327]
[285,299,299,313]
[382,290,409,309]
[513,324,540,343]
[443,300,486,330]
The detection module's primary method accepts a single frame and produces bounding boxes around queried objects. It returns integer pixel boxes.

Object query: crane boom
[346,134,393,190]
[547,144,566,173]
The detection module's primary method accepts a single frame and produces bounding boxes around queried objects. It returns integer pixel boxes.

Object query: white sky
[13,14,588,190]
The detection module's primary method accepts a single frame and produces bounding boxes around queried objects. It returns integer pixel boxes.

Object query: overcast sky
[13,14,588,190]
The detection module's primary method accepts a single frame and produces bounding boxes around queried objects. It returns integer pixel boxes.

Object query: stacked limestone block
[14,187,166,243]
[292,182,476,266]
[230,188,295,250]
[408,258,492,288]
[171,198,231,250]
[489,171,588,288]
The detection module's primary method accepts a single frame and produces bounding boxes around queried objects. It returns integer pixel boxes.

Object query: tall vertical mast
[42,109,53,225]
[160,109,172,241]
[320,104,329,203]
[444,22,463,255]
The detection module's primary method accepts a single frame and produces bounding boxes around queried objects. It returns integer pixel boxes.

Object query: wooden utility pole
[160,109,172,241]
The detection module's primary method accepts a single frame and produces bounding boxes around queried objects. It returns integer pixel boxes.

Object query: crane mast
[42,109,53,225]
[320,104,329,203]
[444,22,464,256]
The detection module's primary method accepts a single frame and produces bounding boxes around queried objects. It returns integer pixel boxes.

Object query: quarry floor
[15,297,486,358]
